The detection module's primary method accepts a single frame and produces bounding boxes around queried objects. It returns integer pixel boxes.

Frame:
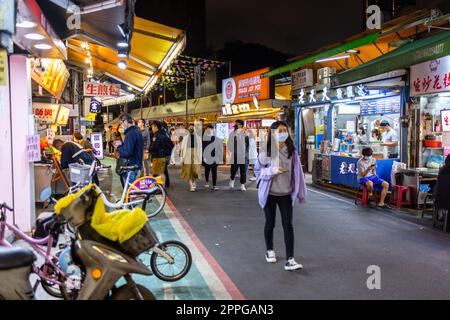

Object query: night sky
[207,0,364,56]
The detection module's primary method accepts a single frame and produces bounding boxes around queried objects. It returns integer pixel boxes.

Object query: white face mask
[277,132,289,143]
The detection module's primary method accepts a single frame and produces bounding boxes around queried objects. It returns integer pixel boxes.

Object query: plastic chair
[355,183,379,208]
[389,185,414,209]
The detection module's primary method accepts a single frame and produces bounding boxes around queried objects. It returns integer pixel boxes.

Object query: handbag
[115,157,130,175]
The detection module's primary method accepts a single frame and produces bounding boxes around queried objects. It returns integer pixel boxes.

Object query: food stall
[326,95,401,188]
[305,75,406,189]
[32,103,71,201]
[400,54,450,207]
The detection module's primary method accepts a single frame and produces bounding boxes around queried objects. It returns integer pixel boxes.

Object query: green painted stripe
[332,31,450,86]
[261,33,380,78]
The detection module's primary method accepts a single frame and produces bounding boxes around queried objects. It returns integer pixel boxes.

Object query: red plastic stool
[355,185,379,208]
[389,185,414,208]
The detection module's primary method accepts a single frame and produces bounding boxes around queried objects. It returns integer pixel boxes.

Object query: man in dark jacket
[117,114,144,186]
[149,120,167,179]
[228,119,249,191]
[53,139,94,169]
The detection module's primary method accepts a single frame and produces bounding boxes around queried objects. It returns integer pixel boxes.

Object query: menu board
[360,96,401,116]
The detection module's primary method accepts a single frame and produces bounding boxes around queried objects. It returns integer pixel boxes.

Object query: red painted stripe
[165,197,246,300]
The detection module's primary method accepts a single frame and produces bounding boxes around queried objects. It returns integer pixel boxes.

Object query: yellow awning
[68,17,185,92]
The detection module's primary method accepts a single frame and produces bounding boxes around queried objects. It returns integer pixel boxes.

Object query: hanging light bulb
[117,60,127,69]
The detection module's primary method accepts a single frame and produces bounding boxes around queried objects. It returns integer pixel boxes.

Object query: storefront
[299,72,407,188]
[400,54,450,206]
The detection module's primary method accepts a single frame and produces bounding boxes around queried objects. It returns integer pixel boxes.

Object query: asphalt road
[165,165,450,300]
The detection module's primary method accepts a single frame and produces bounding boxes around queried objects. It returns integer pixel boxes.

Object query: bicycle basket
[119,223,158,257]
[59,187,98,228]
[69,163,91,185]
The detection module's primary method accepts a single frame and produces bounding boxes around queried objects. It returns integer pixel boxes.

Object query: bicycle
[67,162,166,218]
[0,202,79,299]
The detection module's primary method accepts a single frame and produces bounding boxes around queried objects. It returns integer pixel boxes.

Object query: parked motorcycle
[0,201,156,300]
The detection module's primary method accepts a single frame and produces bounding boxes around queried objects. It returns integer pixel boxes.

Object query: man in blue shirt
[117,114,144,186]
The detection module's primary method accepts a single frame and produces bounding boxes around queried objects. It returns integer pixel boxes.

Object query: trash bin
[34,164,53,203]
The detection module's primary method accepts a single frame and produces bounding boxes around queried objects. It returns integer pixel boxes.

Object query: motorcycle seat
[0,247,36,270]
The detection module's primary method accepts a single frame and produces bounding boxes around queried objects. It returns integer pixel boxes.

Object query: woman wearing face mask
[180,124,202,191]
[254,121,307,271]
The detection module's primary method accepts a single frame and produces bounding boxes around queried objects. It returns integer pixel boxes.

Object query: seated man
[357,147,391,209]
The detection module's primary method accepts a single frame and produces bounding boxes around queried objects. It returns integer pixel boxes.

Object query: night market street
[30,162,450,300]
[3,0,450,306]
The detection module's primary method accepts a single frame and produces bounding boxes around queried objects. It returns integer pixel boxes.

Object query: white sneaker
[240,184,247,191]
[204,183,210,188]
[213,186,219,191]
[190,187,196,192]
[265,250,277,263]
[249,176,257,181]
[285,258,303,271]
[229,180,235,189]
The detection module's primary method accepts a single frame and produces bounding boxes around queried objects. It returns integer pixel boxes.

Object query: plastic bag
[90,204,148,243]
[391,161,406,186]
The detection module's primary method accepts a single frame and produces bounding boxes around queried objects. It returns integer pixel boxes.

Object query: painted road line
[165,197,246,300]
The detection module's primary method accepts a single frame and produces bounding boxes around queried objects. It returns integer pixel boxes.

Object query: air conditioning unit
[317,67,336,85]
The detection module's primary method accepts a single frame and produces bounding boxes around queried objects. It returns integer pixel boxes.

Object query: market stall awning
[332,31,450,87]
[261,9,434,79]
[67,16,185,92]
[261,33,379,78]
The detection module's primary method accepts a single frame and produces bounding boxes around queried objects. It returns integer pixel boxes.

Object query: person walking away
[228,119,249,191]
[357,147,391,209]
[379,120,399,159]
[149,120,167,183]
[180,124,202,191]
[169,127,180,165]
[162,122,173,188]
[203,125,219,190]
[254,121,306,271]
[138,119,151,176]
[248,129,258,181]
[117,114,144,187]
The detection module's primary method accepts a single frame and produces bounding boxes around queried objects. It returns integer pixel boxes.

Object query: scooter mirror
[40,187,52,202]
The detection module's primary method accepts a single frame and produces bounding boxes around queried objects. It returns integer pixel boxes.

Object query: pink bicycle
[0,201,78,299]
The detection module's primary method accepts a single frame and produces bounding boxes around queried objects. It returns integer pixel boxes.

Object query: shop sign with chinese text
[33,103,60,124]
[291,69,313,90]
[410,55,450,97]
[30,58,69,99]
[84,82,120,97]
[222,68,270,105]
[90,133,104,160]
[56,106,70,125]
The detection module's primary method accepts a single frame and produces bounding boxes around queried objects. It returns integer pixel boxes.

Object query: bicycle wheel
[39,265,64,299]
[126,177,166,218]
[150,241,192,282]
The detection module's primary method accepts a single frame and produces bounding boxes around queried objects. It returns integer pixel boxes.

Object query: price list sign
[360,96,401,116]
